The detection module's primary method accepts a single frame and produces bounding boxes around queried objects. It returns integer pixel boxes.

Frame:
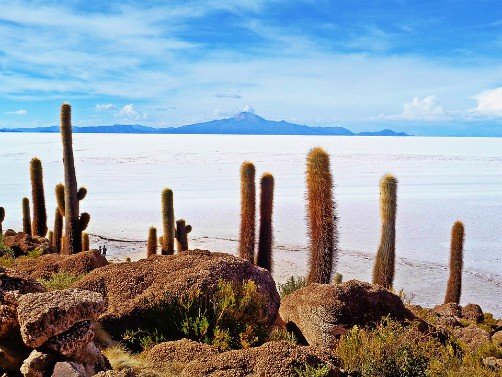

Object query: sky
[0,0,501,135]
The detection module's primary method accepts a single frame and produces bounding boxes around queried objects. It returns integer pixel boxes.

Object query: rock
[75,250,279,338]
[2,231,53,257]
[453,324,492,351]
[51,361,86,377]
[0,290,20,339]
[0,267,45,294]
[436,315,462,328]
[44,320,94,357]
[71,342,111,376]
[482,357,502,371]
[180,341,340,377]
[279,280,414,348]
[20,350,57,377]
[94,370,136,377]
[0,338,30,371]
[17,288,105,348]
[12,250,108,280]
[461,303,484,323]
[491,330,502,347]
[145,338,218,366]
[431,303,462,318]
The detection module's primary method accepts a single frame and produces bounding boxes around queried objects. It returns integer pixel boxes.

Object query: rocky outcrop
[2,231,53,257]
[146,338,218,366]
[279,280,413,348]
[11,250,108,280]
[461,303,484,323]
[75,250,280,338]
[453,324,492,351]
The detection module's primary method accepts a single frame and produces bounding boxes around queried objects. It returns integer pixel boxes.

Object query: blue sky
[0,0,501,135]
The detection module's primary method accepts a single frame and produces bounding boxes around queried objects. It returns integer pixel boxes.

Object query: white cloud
[5,109,27,115]
[118,104,148,120]
[243,105,255,114]
[95,104,117,111]
[471,87,502,116]
[401,95,446,120]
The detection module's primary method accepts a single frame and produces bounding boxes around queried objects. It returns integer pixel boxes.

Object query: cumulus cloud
[401,95,446,120]
[95,103,117,111]
[471,87,502,116]
[5,109,27,115]
[243,105,255,114]
[118,104,148,120]
[214,93,242,98]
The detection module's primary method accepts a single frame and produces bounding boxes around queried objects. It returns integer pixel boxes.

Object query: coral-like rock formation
[2,231,53,257]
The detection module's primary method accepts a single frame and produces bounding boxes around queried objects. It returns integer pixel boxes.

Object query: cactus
[60,104,90,254]
[239,161,256,263]
[333,272,343,284]
[47,231,54,244]
[256,172,274,272]
[161,188,175,255]
[22,197,32,235]
[53,208,63,252]
[55,183,65,216]
[306,148,338,284]
[147,226,157,257]
[175,219,192,253]
[82,232,90,252]
[0,207,4,234]
[444,221,465,304]
[372,174,398,289]
[30,157,48,237]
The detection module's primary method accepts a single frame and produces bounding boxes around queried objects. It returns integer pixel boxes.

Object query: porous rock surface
[17,288,105,348]
[279,280,414,348]
[146,338,218,366]
[74,250,280,338]
[2,231,53,257]
[453,324,492,351]
[44,320,94,357]
[12,250,108,280]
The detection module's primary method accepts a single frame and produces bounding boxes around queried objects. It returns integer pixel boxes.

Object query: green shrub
[294,363,332,377]
[268,328,298,343]
[278,276,307,299]
[38,272,85,290]
[121,280,271,353]
[0,235,14,267]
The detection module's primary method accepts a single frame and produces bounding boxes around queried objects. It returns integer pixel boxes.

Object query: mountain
[1,112,408,136]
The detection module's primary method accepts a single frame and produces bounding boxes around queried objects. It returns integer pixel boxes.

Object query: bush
[121,280,271,352]
[294,363,332,377]
[278,276,307,298]
[0,235,14,267]
[38,272,85,290]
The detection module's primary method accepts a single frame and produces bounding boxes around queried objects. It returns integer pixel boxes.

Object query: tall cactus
[161,188,175,255]
[147,226,157,257]
[60,104,90,254]
[256,172,274,272]
[372,174,398,289]
[82,232,90,252]
[22,197,32,235]
[306,147,338,284]
[444,221,465,304]
[30,157,48,237]
[175,219,192,253]
[239,161,256,263]
[47,231,54,244]
[0,207,4,234]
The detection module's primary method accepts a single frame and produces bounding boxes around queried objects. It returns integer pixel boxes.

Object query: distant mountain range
[0,112,408,136]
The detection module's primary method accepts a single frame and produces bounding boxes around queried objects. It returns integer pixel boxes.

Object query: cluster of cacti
[22,198,31,235]
[54,183,87,252]
[306,147,338,284]
[444,221,465,304]
[239,162,256,263]
[160,188,175,255]
[372,174,398,289]
[60,104,90,254]
[175,219,192,252]
[147,226,157,257]
[30,157,48,237]
[82,232,90,252]
[256,172,274,272]
[0,207,5,234]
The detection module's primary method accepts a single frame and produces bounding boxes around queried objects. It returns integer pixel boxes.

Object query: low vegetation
[278,276,307,298]
[38,271,85,290]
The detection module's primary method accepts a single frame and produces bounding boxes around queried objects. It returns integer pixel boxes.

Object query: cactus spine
[161,188,175,255]
[372,174,398,289]
[0,207,4,234]
[147,226,157,257]
[239,161,256,263]
[82,232,90,252]
[306,148,338,284]
[30,158,48,237]
[444,221,465,304]
[175,219,192,253]
[22,197,32,235]
[256,172,274,272]
[60,104,89,254]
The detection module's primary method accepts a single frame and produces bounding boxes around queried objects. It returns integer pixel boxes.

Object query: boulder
[492,331,502,347]
[17,288,105,348]
[461,303,484,323]
[74,250,280,338]
[279,280,414,348]
[12,250,108,280]
[44,320,94,357]
[145,338,218,366]
[0,267,45,295]
[453,324,492,351]
[71,342,111,376]
[0,338,30,372]
[20,350,57,377]
[180,341,340,377]
[431,303,462,318]
[2,231,53,257]
[482,357,502,371]
[51,361,86,377]
[94,370,137,377]
[0,290,20,339]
